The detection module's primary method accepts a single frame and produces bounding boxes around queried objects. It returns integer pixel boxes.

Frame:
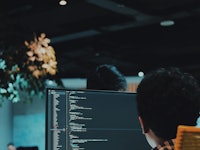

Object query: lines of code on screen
[46,89,150,150]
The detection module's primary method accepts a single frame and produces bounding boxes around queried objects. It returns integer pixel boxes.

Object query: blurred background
[1,0,200,79]
[1,0,200,150]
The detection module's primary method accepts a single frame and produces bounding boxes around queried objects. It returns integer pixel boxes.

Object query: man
[7,143,16,150]
[136,67,200,150]
[87,64,127,91]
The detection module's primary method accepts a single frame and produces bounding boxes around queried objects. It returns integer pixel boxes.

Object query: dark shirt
[152,139,175,150]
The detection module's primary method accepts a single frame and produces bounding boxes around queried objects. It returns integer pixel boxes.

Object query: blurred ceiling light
[160,20,175,27]
[59,0,67,6]
[138,71,144,77]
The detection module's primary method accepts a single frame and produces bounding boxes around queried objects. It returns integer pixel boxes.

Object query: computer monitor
[17,147,38,150]
[46,88,150,150]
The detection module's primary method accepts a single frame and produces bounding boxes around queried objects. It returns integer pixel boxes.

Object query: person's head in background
[7,143,16,150]
[136,67,200,149]
[86,64,127,91]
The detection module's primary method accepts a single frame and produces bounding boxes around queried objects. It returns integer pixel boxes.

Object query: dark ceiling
[1,0,200,80]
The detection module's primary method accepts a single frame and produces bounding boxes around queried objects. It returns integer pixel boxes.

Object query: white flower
[0,59,7,70]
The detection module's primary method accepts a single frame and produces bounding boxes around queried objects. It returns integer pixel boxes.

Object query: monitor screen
[46,88,150,150]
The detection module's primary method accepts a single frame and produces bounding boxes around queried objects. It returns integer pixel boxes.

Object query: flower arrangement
[0,33,61,106]
[25,33,57,78]
[0,59,21,105]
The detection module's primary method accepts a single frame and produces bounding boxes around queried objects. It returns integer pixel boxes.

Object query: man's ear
[138,116,149,134]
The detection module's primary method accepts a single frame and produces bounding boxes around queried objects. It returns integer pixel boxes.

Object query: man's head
[87,64,127,91]
[7,143,16,150]
[136,67,200,145]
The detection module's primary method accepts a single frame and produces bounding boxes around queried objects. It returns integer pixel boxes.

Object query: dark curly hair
[136,67,200,140]
[87,64,127,91]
